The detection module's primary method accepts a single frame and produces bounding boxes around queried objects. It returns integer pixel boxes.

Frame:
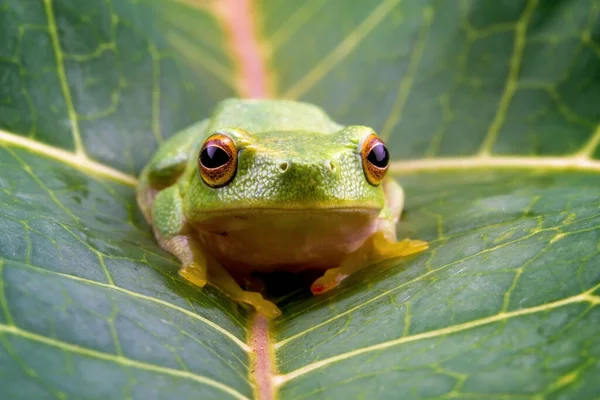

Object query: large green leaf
[0,0,599,399]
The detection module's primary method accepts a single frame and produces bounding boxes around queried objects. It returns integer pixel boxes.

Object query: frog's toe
[311,268,347,295]
[179,263,208,288]
[241,292,282,319]
[388,238,429,257]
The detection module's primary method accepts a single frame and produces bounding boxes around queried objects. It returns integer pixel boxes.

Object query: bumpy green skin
[138,98,388,224]
[151,186,185,238]
[136,98,419,317]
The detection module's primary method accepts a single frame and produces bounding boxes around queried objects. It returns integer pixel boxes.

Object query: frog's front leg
[311,179,428,294]
[152,186,281,318]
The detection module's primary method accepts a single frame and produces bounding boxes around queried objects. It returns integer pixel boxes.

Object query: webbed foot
[238,292,282,318]
[311,233,428,295]
[179,262,208,288]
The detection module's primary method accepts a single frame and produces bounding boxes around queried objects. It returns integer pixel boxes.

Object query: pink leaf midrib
[216,0,271,98]
[249,314,277,400]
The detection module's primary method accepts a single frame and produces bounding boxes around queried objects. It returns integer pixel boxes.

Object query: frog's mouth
[188,205,381,221]
[202,206,380,212]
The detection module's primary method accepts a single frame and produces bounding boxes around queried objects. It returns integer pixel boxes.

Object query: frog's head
[185,100,391,217]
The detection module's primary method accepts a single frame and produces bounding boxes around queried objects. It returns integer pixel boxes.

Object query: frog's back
[208,98,344,135]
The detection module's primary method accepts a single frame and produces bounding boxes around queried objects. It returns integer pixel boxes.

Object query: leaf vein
[2,259,250,352]
[275,287,600,384]
[389,155,600,175]
[381,6,434,140]
[478,0,538,155]
[0,129,138,186]
[43,0,86,156]
[0,324,250,400]
[282,0,400,100]
[275,226,547,348]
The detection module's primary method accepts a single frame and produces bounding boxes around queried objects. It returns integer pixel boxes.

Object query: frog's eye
[199,133,238,188]
[361,133,389,186]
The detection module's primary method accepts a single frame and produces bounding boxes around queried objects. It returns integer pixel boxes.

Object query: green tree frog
[137,99,428,318]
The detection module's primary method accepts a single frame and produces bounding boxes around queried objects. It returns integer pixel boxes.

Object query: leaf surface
[0,0,599,399]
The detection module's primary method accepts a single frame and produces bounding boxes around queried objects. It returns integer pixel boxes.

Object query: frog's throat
[191,207,381,273]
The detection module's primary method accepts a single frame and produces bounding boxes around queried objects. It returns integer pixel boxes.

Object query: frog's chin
[190,207,382,274]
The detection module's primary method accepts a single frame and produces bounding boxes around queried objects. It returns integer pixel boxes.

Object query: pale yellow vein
[478,0,538,155]
[381,6,433,140]
[0,324,251,400]
[63,42,115,62]
[0,261,15,326]
[166,32,238,89]
[62,225,115,286]
[276,221,600,349]
[6,147,80,222]
[275,289,600,385]
[4,260,250,352]
[574,124,600,159]
[43,0,86,157]
[544,359,595,395]
[275,225,544,349]
[389,155,600,175]
[267,0,328,53]
[282,0,401,100]
[0,129,138,186]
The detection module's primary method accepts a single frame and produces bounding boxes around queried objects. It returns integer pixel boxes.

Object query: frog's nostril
[328,160,336,172]
[279,162,289,171]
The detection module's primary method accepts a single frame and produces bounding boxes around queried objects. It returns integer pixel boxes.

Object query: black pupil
[367,144,389,168]
[200,145,230,168]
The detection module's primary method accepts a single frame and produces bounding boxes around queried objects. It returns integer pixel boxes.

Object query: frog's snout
[272,159,340,197]
[276,159,337,178]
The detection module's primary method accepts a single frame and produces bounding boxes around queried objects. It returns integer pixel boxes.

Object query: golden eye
[199,133,237,188]
[361,133,389,186]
